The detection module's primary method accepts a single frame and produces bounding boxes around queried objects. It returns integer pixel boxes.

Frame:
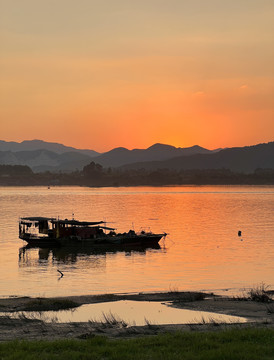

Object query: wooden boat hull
[19,234,60,247]
[19,234,164,247]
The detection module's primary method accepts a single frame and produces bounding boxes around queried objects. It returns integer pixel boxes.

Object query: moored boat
[19,217,166,247]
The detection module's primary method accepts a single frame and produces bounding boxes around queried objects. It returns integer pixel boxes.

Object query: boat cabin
[19,217,115,240]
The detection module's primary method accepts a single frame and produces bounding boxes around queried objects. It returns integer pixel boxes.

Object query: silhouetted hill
[2,140,272,174]
[0,150,94,173]
[0,141,216,172]
[121,142,274,173]
[0,140,99,157]
[92,143,215,167]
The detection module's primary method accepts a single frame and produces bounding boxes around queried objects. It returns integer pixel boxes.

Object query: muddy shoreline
[0,291,273,341]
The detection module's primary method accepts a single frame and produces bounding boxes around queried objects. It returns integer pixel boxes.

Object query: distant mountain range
[0,139,273,173]
[0,149,96,173]
[92,143,219,168]
[0,140,99,157]
[0,140,99,172]
[122,142,274,173]
[0,140,219,172]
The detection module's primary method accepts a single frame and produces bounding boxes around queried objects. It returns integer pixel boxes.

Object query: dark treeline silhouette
[0,165,33,185]
[1,162,274,186]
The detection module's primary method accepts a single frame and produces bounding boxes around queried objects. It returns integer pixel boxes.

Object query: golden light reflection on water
[1,301,248,325]
[0,186,273,297]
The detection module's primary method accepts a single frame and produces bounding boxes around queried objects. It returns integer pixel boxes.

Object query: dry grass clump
[89,311,128,329]
[169,289,207,303]
[248,283,273,303]
[101,311,128,328]
[233,283,273,303]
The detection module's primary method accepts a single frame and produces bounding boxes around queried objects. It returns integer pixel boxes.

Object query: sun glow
[1,1,273,151]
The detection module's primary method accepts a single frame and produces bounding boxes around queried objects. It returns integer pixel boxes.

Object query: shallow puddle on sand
[2,300,248,325]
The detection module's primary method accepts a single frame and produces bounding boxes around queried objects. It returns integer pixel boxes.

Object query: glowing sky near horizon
[0,0,273,152]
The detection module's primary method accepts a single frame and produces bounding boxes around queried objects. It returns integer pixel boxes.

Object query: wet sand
[0,291,273,341]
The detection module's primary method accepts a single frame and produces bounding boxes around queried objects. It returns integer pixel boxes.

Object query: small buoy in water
[238,230,242,237]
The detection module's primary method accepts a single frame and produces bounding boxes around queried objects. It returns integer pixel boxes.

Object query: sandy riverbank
[0,291,273,341]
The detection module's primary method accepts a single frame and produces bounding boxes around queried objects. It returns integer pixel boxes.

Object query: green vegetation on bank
[1,163,274,186]
[0,328,273,360]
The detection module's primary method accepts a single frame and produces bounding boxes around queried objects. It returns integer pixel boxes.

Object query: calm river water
[0,186,273,298]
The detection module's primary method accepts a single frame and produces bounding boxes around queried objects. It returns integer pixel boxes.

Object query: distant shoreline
[1,163,274,187]
[1,181,274,187]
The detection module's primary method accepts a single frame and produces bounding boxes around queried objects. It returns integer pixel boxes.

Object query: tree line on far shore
[0,163,274,186]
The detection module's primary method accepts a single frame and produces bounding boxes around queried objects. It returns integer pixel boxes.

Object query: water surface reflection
[18,243,162,267]
[2,300,248,326]
[1,186,273,297]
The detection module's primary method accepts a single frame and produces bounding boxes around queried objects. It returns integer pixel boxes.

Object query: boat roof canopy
[20,218,110,227]
[20,217,56,222]
[98,225,116,231]
[51,219,105,226]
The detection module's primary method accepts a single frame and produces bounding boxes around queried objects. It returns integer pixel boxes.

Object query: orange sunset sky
[0,0,273,152]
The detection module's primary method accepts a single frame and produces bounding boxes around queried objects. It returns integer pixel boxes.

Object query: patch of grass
[0,328,273,360]
[144,317,159,331]
[168,285,179,294]
[89,311,128,329]
[101,311,128,328]
[172,291,207,303]
[23,298,80,311]
[197,316,222,327]
[168,286,207,302]
[249,283,273,303]
[232,294,249,301]
[233,283,273,303]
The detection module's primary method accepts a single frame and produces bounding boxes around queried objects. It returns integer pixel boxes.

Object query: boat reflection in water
[18,242,162,267]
